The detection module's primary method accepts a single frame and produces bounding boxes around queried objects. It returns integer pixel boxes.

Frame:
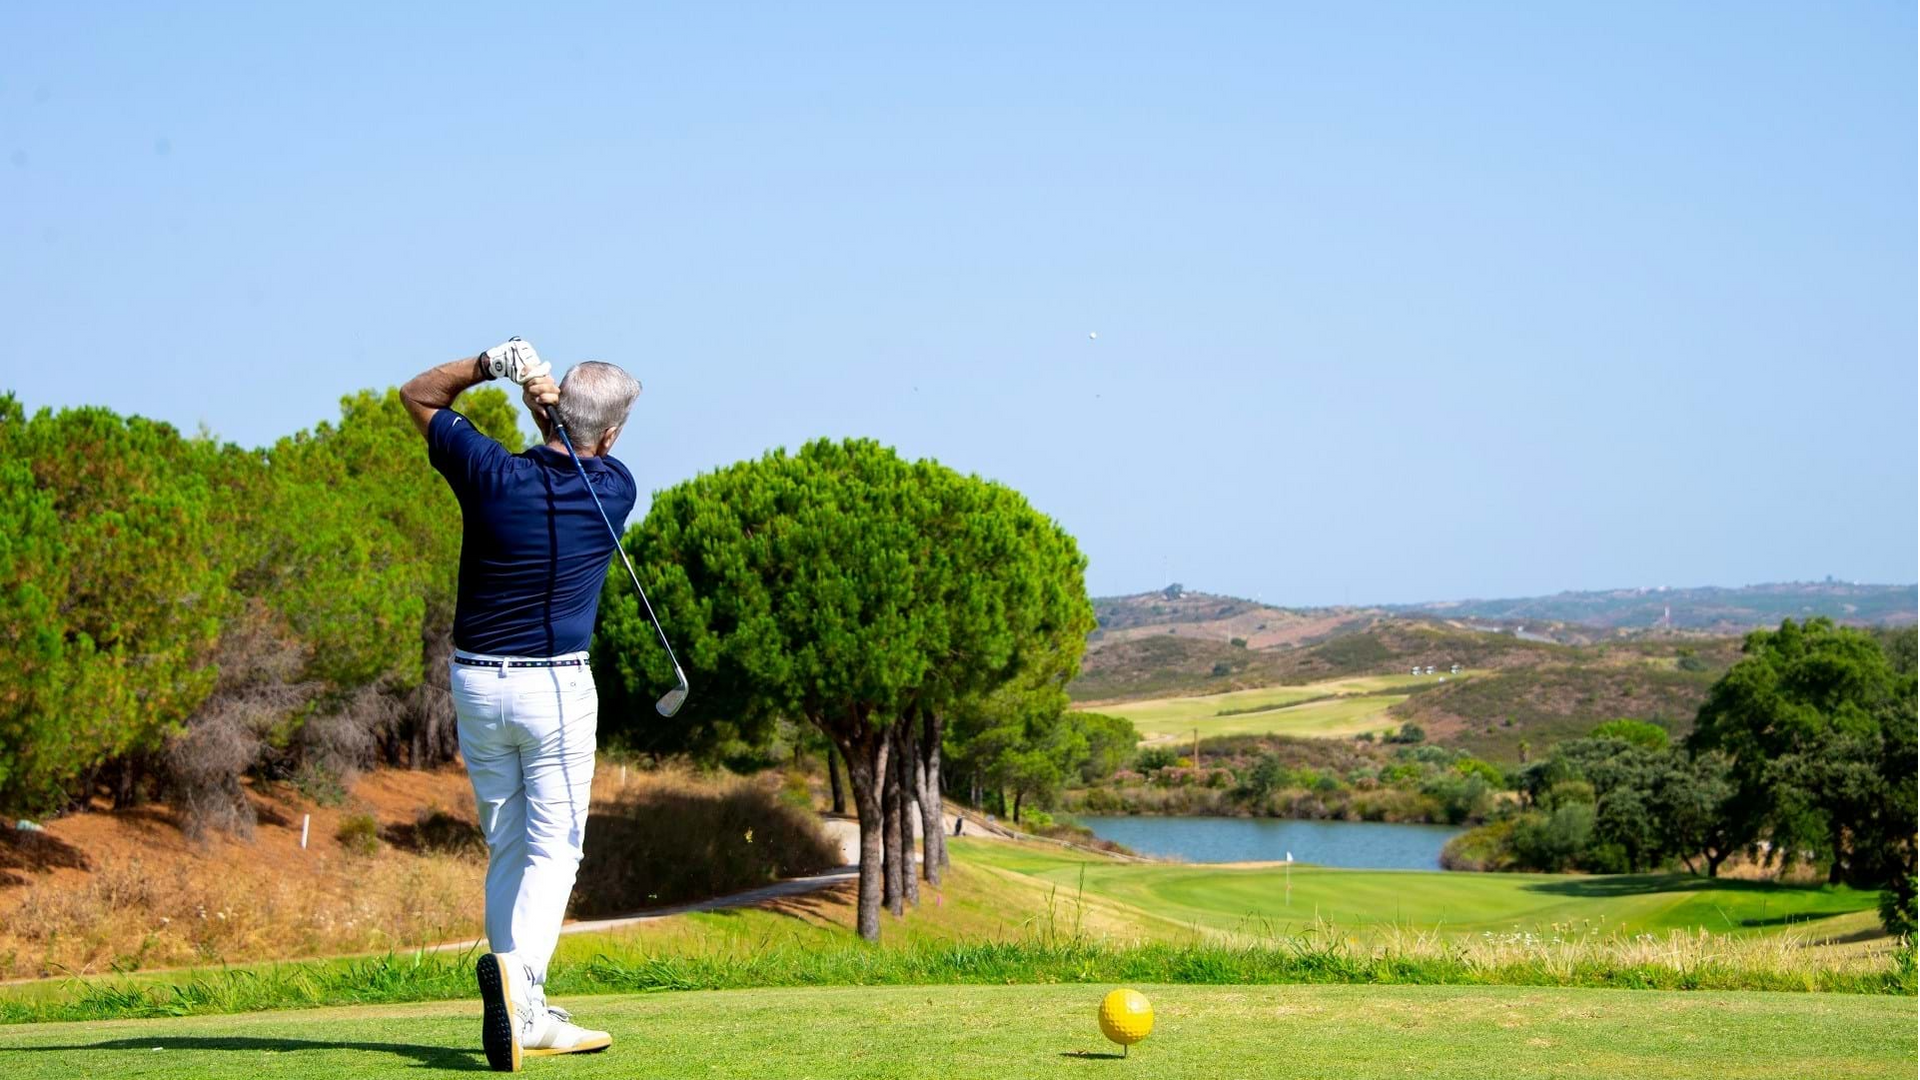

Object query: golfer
[401,339,640,1071]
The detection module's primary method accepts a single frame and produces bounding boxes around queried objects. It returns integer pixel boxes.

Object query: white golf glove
[479,337,550,385]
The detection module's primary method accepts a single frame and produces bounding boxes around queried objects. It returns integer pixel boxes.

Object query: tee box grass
[0,983,1911,1079]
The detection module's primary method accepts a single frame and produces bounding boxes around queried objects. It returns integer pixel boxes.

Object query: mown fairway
[1088,673,1463,744]
[1,983,1909,1079]
[957,841,1879,937]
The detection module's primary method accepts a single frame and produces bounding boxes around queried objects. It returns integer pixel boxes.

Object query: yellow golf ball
[1097,988,1154,1048]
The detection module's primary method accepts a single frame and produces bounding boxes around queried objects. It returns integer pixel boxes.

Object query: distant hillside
[1074,616,1564,703]
[1074,580,1913,764]
[1390,581,1916,633]
[1385,643,1743,763]
[1088,589,1376,651]
[1075,620,1748,764]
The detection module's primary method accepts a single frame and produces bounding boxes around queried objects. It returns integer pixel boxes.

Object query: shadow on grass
[0,828,90,886]
[1519,874,1815,899]
[384,809,487,858]
[1061,1050,1127,1060]
[0,1037,484,1072]
[755,880,859,921]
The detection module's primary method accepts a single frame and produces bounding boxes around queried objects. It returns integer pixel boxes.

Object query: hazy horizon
[1094,577,1918,610]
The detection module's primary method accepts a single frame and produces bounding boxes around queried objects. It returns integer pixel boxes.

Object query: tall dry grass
[1,760,842,979]
[1240,916,1909,988]
[3,851,481,979]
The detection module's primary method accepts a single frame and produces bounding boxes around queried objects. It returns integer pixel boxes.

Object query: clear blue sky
[3,2,1913,605]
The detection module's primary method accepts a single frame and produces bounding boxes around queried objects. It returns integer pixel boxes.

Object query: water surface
[1076,815,1464,870]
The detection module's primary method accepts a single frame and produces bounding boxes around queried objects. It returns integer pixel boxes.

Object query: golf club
[554,417,689,717]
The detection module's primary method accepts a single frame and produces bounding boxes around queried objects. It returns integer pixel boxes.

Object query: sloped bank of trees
[0,388,526,827]
[594,438,1096,941]
[2,390,1110,943]
[1444,620,1917,936]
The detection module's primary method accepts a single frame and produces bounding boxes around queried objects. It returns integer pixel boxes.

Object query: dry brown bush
[295,685,386,796]
[163,602,319,839]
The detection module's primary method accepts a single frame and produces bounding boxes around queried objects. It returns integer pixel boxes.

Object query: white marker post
[300,813,310,850]
[1285,850,1293,906]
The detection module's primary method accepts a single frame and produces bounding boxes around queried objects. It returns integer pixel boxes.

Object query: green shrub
[779,769,814,810]
[1453,757,1505,785]
[1421,772,1493,825]
[1545,779,1595,809]
[1441,819,1516,871]
[335,813,381,857]
[1134,747,1179,771]
[1590,718,1669,751]
[1880,872,1916,939]
[1508,803,1595,872]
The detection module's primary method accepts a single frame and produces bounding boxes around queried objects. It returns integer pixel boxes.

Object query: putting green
[1088,673,1462,744]
[955,841,1879,937]
[0,983,1907,1079]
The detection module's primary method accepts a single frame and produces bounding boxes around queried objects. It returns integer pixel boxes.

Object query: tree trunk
[1706,849,1725,878]
[835,725,888,942]
[882,733,904,916]
[893,722,919,906]
[112,757,141,810]
[827,745,846,815]
[916,710,948,881]
[1013,789,1023,824]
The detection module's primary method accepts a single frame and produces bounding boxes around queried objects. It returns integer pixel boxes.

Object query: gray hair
[555,361,641,442]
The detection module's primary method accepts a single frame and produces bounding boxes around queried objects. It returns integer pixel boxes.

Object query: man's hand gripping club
[399,336,555,437]
[479,337,550,386]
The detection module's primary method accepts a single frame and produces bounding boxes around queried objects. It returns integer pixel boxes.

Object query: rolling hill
[1071,580,1912,761]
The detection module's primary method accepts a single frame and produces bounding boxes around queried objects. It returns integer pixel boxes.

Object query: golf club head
[655,668,689,717]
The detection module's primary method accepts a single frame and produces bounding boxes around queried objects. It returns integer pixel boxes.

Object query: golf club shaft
[554,420,685,678]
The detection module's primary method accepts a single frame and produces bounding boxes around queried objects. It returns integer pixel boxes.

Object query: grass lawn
[0,982,1910,1079]
[955,841,1881,937]
[1091,673,1462,744]
[1,839,1902,1029]
[1133,693,1414,743]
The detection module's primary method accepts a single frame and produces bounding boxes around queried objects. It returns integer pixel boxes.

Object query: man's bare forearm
[526,393,555,444]
[400,354,492,436]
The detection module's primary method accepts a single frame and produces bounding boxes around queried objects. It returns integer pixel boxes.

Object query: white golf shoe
[475,952,536,1072]
[523,1005,613,1057]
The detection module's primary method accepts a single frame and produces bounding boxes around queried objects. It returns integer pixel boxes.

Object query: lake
[1075,815,1466,870]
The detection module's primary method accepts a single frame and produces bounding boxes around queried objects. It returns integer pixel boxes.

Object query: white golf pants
[450,650,597,991]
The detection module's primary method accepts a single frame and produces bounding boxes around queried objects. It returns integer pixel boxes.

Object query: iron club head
[555,418,691,718]
[655,668,690,717]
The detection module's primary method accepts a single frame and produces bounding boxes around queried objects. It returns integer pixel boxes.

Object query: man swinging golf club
[401,339,640,1071]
